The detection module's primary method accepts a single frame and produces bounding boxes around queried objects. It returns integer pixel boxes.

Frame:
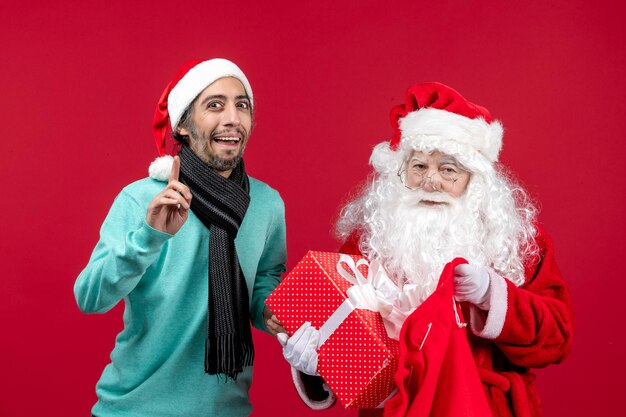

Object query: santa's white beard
[366,188,488,304]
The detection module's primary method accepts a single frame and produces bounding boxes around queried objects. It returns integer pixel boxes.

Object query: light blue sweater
[74,176,287,417]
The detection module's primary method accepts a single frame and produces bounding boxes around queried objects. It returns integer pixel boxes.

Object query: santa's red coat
[343,225,574,417]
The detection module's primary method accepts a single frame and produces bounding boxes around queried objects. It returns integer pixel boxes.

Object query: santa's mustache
[399,188,458,207]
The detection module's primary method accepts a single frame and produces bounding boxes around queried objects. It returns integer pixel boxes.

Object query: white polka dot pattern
[266,251,399,409]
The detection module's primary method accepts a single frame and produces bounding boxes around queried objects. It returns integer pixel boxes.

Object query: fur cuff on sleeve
[469,268,508,339]
[290,366,336,410]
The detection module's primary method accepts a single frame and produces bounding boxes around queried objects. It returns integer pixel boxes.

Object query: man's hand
[264,306,287,336]
[453,263,491,310]
[146,156,192,235]
[277,322,320,376]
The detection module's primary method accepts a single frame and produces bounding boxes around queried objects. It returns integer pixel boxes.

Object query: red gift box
[266,251,399,409]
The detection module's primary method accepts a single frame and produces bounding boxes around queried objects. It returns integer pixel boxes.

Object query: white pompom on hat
[148,154,174,182]
[371,82,503,174]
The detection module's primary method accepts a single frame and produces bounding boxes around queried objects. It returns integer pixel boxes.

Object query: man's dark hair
[172,102,195,146]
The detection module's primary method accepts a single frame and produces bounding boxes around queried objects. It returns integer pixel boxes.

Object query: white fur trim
[369,142,404,175]
[400,108,503,163]
[168,58,253,130]
[148,155,174,182]
[290,367,336,410]
[469,268,508,339]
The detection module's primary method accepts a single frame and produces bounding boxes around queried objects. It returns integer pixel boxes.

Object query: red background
[1,1,624,416]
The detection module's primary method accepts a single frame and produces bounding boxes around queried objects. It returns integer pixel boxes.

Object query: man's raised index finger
[169,155,180,183]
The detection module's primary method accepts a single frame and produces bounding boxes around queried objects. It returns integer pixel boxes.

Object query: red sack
[383,258,492,417]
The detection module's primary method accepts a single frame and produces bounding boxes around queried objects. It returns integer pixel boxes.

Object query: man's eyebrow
[200,94,250,105]
[200,94,226,105]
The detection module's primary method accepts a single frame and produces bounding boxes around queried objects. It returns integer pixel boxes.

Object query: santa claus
[273,82,573,417]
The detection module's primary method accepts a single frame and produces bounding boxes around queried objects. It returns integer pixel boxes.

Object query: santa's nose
[422,173,441,192]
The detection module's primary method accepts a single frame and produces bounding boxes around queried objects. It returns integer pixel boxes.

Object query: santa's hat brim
[399,108,503,163]
[371,108,503,174]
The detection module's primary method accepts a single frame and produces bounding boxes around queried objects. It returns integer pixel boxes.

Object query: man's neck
[216,168,233,178]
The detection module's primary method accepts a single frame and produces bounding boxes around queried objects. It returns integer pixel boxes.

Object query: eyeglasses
[397,158,467,192]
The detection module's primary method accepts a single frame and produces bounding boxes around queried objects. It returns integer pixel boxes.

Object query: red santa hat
[152,58,253,156]
[371,82,503,174]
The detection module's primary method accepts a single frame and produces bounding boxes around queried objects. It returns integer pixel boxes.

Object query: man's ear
[177,125,190,137]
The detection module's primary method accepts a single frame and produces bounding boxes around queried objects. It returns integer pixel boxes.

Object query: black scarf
[178,145,254,380]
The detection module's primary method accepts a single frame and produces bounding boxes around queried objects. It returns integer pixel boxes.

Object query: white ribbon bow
[336,254,380,311]
[334,254,422,340]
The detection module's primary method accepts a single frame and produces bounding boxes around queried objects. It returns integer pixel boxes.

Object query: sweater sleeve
[469,225,574,368]
[74,189,173,314]
[251,195,287,332]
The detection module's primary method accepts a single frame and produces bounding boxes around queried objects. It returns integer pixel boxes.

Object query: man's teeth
[214,137,240,143]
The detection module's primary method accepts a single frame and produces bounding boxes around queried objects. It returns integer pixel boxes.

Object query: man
[278,83,573,416]
[75,58,287,417]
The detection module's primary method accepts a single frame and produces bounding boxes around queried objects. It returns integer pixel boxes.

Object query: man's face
[400,150,471,202]
[178,77,252,173]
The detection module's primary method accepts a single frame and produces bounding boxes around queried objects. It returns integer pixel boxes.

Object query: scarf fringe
[205,333,255,381]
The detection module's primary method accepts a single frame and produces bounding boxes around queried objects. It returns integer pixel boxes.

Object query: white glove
[453,263,491,310]
[277,322,320,376]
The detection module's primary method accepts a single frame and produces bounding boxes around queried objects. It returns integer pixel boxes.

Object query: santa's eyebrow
[409,156,459,166]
